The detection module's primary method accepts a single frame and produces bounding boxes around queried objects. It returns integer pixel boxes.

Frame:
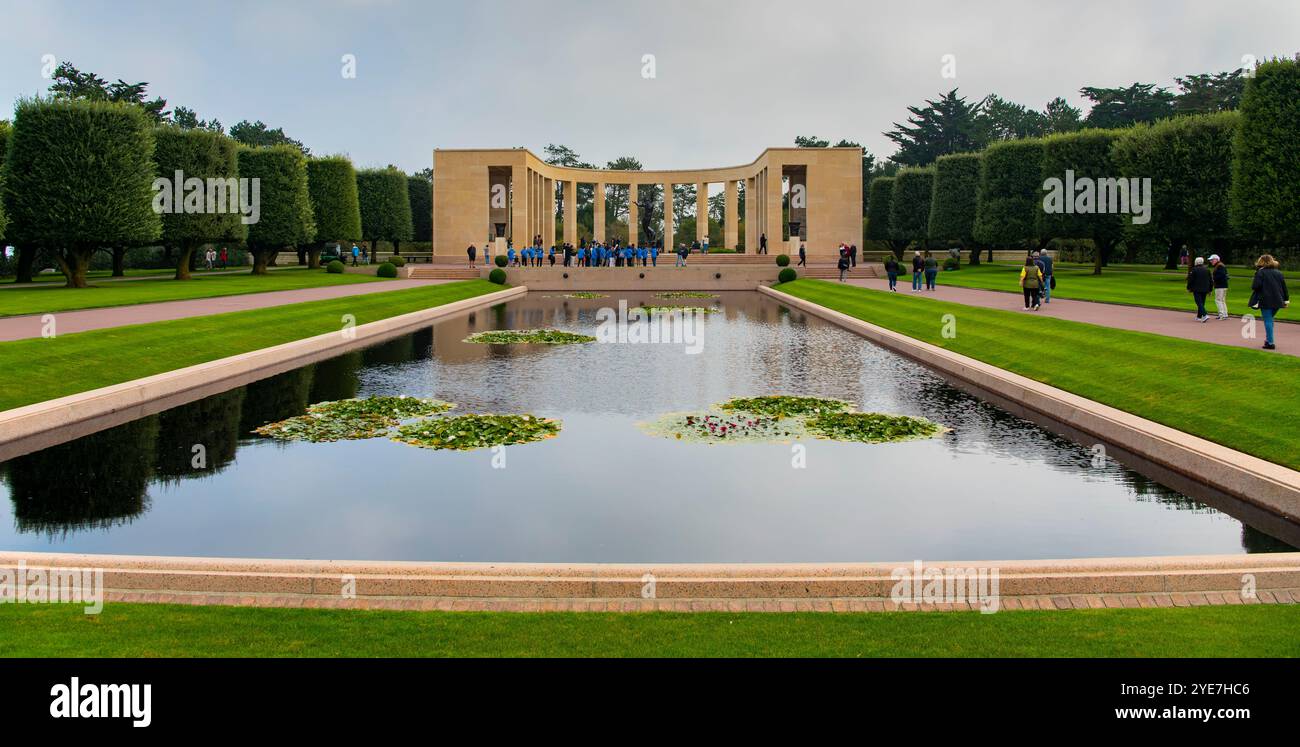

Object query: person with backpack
[837,252,850,282]
[1020,256,1044,310]
[884,255,900,291]
[1249,254,1290,350]
[1210,254,1229,319]
[1186,256,1213,322]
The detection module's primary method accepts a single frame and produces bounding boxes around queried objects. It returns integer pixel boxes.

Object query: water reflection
[1,291,1295,561]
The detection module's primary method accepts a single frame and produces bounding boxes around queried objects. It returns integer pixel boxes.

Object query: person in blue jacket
[548,245,556,267]
[650,245,659,267]
[638,245,648,266]
[507,246,517,266]
[577,246,586,267]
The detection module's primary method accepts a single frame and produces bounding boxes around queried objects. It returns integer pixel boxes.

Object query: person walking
[1187,256,1213,322]
[759,233,767,255]
[1038,249,1055,303]
[1210,254,1229,320]
[219,246,228,268]
[798,242,806,267]
[911,251,923,291]
[837,252,850,282]
[884,255,900,291]
[849,244,858,268]
[1020,256,1044,310]
[1249,254,1290,350]
[351,243,360,266]
[650,244,658,267]
[923,251,939,291]
[467,244,477,268]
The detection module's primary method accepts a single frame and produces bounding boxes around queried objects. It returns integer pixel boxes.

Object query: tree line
[0,63,431,286]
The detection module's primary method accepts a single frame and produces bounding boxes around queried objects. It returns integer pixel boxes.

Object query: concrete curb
[3,551,1298,601]
[760,285,1300,523]
[0,285,525,461]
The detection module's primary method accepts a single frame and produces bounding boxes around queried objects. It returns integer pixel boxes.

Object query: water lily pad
[464,329,596,345]
[805,412,946,443]
[654,291,718,299]
[635,306,718,315]
[718,395,854,418]
[309,395,453,420]
[638,410,807,444]
[560,292,608,299]
[391,414,562,451]
[253,396,456,443]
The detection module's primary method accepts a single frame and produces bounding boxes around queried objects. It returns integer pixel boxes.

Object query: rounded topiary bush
[488,268,507,284]
[776,253,790,267]
[494,254,508,268]
[778,267,797,283]
[943,257,960,271]
[390,255,406,267]
[327,260,345,274]
[377,262,398,278]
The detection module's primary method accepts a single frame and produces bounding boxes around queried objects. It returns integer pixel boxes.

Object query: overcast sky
[2,0,1296,173]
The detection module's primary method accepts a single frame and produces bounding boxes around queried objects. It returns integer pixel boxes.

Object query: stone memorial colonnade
[432,147,862,259]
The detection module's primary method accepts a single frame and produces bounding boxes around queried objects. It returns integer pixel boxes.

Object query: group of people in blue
[469,235,674,269]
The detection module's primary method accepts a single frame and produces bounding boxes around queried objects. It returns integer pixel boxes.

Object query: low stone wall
[0,286,525,462]
[484,265,779,291]
[760,285,1300,523]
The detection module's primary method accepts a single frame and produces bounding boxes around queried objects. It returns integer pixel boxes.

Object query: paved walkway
[847,278,1294,356]
[0,264,303,289]
[0,278,451,341]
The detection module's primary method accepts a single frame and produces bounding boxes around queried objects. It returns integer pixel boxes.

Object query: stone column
[628,183,639,246]
[696,182,709,245]
[748,176,759,253]
[563,180,576,247]
[725,180,738,251]
[663,183,674,251]
[510,165,527,247]
[544,177,555,248]
[766,167,784,248]
[594,181,606,244]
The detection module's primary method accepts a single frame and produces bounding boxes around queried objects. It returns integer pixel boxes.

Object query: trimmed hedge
[326,259,345,273]
[4,97,161,287]
[376,261,398,278]
[153,126,246,279]
[407,175,432,242]
[306,155,363,268]
[865,178,895,242]
[776,253,790,267]
[0,120,9,239]
[1038,129,1125,270]
[488,267,506,284]
[239,145,316,274]
[1113,111,1239,267]
[1230,57,1300,244]
[390,255,406,267]
[973,138,1044,247]
[357,167,413,255]
[494,254,508,268]
[888,168,934,243]
[778,267,797,283]
[928,152,982,246]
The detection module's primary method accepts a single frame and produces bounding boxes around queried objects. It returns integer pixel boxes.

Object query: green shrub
[389,255,406,267]
[494,254,508,268]
[888,168,935,243]
[153,126,246,279]
[928,153,982,248]
[865,178,895,241]
[943,257,960,270]
[376,262,398,278]
[305,155,362,269]
[974,138,1045,248]
[239,145,316,274]
[1038,129,1125,270]
[4,97,161,287]
[326,260,345,274]
[488,267,506,284]
[775,253,790,267]
[1230,57,1300,245]
[778,267,797,283]
[356,166,413,259]
[407,174,432,242]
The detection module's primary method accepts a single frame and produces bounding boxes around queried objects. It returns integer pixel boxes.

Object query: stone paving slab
[845,277,1294,356]
[98,588,1300,613]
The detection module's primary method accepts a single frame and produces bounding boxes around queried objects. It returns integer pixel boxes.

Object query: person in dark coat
[911,251,924,291]
[1249,254,1290,350]
[837,253,850,282]
[467,244,477,267]
[1210,254,1229,320]
[1186,256,1213,322]
[797,243,806,267]
[884,255,900,291]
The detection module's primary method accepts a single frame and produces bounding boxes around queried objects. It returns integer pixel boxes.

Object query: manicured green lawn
[0,267,384,317]
[0,279,503,412]
[0,602,1294,657]
[930,262,1293,318]
[776,279,1300,470]
[1,266,268,284]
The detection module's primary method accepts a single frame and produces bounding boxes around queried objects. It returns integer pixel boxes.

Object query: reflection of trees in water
[5,415,158,538]
[239,367,315,434]
[1242,524,1298,553]
[309,351,362,403]
[154,388,244,484]
[362,335,416,367]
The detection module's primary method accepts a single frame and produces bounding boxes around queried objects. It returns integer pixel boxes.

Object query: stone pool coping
[759,285,1300,524]
[2,551,1299,612]
[0,285,526,462]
